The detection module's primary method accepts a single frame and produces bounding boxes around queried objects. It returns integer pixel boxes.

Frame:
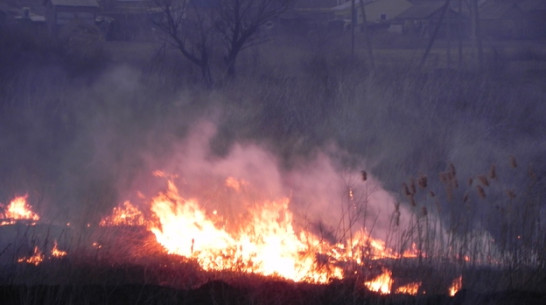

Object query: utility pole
[359,0,375,70]
[458,0,463,69]
[351,0,356,58]
[470,0,483,69]
[420,0,451,68]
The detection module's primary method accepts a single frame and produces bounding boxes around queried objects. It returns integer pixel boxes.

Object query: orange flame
[18,246,44,266]
[448,275,462,296]
[1,195,39,225]
[364,268,393,294]
[395,281,422,295]
[99,201,146,226]
[51,241,67,258]
[225,176,247,192]
[99,176,425,284]
[147,180,341,282]
[401,243,421,258]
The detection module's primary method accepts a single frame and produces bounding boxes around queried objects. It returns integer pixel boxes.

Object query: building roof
[189,0,220,9]
[479,1,523,20]
[0,2,9,12]
[331,0,413,22]
[365,0,413,21]
[395,1,445,20]
[295,0,339,9]
[332,1,358,11]
[519,0,546,11]
[49,0,99,8]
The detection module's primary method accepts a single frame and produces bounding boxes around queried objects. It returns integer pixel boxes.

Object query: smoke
[122,119,403,242]
[1,55,544,249]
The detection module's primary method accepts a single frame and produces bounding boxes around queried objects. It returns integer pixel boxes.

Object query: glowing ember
[1,195,40,225]
[364,268,393,294]
[18,246,44,266]
[51,241,67,258]
[448,275,462,296]
[395,282,422,295]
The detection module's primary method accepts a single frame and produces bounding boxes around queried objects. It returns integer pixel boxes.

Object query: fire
[99,201,144,226]
[51,241,67,258]
[147,180,339,282]
[18,246,44,266]
[99,200,146,226]
[448,275,462,296]
[99,176,426,285]
[225,176,247,192]
[17,241,68,266]
[364,268,393,294]
[395,281,422,295]
[401,243,421,258]
[0,195,40,225]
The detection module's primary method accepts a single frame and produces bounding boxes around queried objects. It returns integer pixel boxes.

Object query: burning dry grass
[1,22,545,305]
[0,145,543,302]
[0,195,39,226]
[1,154,543,299]
[0,115,544,297]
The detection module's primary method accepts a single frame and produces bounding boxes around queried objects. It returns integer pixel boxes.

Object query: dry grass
[0,21,545,303]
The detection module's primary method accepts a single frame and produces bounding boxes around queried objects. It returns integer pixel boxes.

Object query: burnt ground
[0,280,545,305]
[1,257,545,305]
[1,225,545,305]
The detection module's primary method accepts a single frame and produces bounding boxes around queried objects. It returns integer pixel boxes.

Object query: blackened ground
[0,281,545,305]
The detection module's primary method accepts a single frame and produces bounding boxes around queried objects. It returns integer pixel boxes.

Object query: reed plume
[478,175,489,187]
[476,185,486,199]
[510,155,517,168]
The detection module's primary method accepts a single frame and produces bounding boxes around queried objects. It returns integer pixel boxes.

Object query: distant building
[331,0,413,31]
[518,0,546,38]
[479,0,526,39]
[279,7,335,32]
[0,3,8,25]
[44,0,100,35]
[365,0,413,24]
[393,1,464,38]
[99,0,161,41]
[295,0,346,9]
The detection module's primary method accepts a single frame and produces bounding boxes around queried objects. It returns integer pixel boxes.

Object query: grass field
[1,22,545,304]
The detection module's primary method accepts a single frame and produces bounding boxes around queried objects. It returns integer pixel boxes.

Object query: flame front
[448,275,462,296]
[147,180,338,282]
[51,241,67,258]
[395,282,422,295]
[17,241,68,266]
[99,176,429,285]
[149,180,235,259]
[18,246,44,266]
[99,200,146,226]
[364,268,393,294]
[1,195,40,225]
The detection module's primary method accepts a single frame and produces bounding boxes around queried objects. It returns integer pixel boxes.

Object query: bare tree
[420,0,452,68]
[153,0,215,86]
[153,0,293,86]
[469,0,483,68]
[350,0,356,58]
[215,0,293,77]
[358,0,374,70]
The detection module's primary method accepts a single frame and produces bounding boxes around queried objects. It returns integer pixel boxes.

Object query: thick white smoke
[125,119,408,243]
